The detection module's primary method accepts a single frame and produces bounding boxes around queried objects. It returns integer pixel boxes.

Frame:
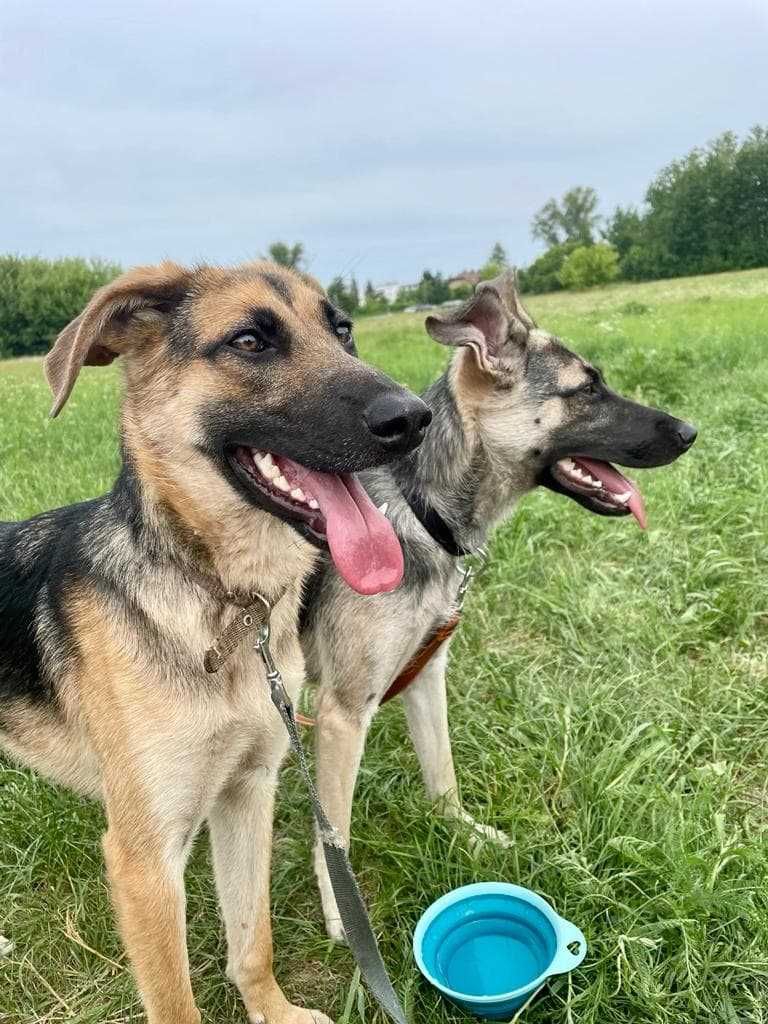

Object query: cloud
[1,0,765,282]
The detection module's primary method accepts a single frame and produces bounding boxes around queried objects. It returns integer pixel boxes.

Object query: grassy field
[2,266,768,1023]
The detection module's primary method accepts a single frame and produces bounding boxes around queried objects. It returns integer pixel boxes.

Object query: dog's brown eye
[228,332,270,354]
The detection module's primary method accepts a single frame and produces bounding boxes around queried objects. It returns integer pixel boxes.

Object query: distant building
[376,282,406,304]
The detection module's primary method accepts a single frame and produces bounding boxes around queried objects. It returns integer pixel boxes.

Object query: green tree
[531,187,601,246]
[326,275,360,315]
[0,255,120,358]
[348,276,360,313]
[559,244,620,290]
[490,242,508,266]
[326,276,347,310]
[637,128,768,279]
[517,241,580,294]
[361,280,390,314]
[266,241,305,269]
[479,241,510,281]
[603,206,644,260]
[450,282,473,300]
[396,270,452,308]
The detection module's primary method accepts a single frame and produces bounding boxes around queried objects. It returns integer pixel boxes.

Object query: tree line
[0,128,765,356]
[521,126,768,292]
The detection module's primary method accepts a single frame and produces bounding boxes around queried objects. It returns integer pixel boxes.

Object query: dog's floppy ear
[44,261,192,417]
[424,270,535,374]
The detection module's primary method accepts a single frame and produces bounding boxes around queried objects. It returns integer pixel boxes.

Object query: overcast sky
[1,0,765,286]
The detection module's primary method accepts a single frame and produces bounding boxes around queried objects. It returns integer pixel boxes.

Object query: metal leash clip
[253,616,289,712]
[456,545,489,607]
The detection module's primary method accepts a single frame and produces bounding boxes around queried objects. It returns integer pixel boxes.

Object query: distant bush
[620,300,651,316]
[450,282,473,300]
[393,269,452,309]
[517,241,580,294]
[0,256,120,358]
[559,244,620,290]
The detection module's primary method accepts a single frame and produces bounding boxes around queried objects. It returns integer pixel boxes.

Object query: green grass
[2,267,768,1023]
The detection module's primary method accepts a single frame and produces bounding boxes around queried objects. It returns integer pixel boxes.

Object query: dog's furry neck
[392,356,525,556]
[109,428,315,611]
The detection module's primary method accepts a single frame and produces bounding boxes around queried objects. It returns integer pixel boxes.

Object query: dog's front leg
[312,687,375,943]
[209,756,334,1024]
[401,641,511,848]
[102,794,200,1024]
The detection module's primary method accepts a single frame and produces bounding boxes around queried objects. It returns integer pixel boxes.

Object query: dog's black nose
[676,422,698,449]
[364,392,432,453]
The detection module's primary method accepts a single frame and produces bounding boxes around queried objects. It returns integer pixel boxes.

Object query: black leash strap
[254,624,409,1024]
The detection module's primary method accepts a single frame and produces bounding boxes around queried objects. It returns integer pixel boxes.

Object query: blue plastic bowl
[413,883,586,1020]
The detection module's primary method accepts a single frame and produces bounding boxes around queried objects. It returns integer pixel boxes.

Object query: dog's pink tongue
[577,457,647,529]
[297,469,403,595]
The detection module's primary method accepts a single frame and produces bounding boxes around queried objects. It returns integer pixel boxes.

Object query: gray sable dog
[0,260,432,1024]
[301,271,697,941]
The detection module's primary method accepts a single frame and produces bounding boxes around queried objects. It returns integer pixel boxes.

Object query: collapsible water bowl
[413,882,586,1020]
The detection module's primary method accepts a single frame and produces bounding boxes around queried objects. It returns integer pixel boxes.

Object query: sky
[1,0,766,287]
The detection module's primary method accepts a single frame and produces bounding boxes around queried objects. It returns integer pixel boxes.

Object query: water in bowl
[424,893,558,997]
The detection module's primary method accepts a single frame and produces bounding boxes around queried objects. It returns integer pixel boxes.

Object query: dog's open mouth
[228,447,403,595]
[548,456,647,528]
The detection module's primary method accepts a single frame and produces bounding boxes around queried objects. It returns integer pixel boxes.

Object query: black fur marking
[0,502,100,708]
[261,273,294,308]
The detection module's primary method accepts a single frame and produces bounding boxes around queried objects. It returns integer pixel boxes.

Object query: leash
[204,595,409,1024]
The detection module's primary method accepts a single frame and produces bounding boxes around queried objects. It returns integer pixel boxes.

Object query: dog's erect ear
[483,269,537,331]
[44,261,192,417]
[425,287,508,373]
[424,269,535,374]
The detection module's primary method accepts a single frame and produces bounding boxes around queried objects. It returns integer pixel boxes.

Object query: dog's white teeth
[378,502,389,517]
[615,490,632,503]
[254,452,279,479]
[308,498,320,509]
[274,475,290,492]
[560,458,576,471]
[290,487,306,502]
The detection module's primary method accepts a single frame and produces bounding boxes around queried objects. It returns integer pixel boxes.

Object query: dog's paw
[456,809,512,850]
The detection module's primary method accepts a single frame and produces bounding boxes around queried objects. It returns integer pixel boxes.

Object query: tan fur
[556,359,590,389]
[449,346,493,426]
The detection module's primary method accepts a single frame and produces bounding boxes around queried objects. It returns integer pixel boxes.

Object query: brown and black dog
[0,261,431,1024]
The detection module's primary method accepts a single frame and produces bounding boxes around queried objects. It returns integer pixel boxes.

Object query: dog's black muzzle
[604,401,697,469]
[551,396,698,471]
